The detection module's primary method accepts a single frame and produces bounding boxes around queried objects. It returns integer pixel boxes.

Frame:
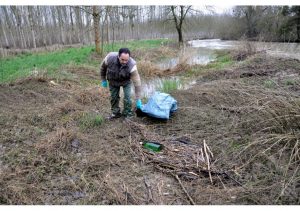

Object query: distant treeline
[0,5,299,50]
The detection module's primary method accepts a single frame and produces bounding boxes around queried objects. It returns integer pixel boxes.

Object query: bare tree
[281,6,300,42]
[85,6,92,45]
[170,5,192,46]
[104,6,111,44]
[233,6,268,39]
[120,6,128,42]
[3,5,300,51]
[74,6,83,43]
[0,9,9,48]
[128,7,136,39]
[11,6,27,48]
[27,6,36,48]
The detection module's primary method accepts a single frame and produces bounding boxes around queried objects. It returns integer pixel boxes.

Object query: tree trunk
[136,6,140,40]
[45,6,53,45]
[297,9,300,42]
[0,14,9,48]
[121,6,127,42]
[27,6,37,48]
[170,6,191,47]
[57,7,65,45]
[50,6,58,44]
[62,6,70,44]
[75,7,82,43]
[93,6,101,54]
[176,27,183,45]
[105,6,110,44]
[69,6,74,44]
[23,6,31,48]
[101,16,104,55]
[85,6,92,44]
[2,6,16,48]
[10,6,21,48]
[37,6,47,46]
[171,6,183,46]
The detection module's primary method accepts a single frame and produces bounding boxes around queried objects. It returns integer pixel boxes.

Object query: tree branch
[171,6,179,28]
[70,6,93,16]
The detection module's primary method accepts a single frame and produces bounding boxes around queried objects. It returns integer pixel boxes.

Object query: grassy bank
[0,44,299,204]
[184,50,234,77]
[0,39,171,83]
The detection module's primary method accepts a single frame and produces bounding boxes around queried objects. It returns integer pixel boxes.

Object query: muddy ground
[0,52,299,205]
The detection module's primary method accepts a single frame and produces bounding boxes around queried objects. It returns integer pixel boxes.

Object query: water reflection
[189,39,300,60]
[139,77,197,99]
[188,39,237,49]
[157,46,216,69]
[140,39,300,98]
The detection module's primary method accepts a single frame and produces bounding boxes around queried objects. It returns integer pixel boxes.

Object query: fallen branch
[174,174,196,205]
[203,139,213,184]
[143,176,154,204]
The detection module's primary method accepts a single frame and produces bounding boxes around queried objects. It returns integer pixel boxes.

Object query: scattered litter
[50,80,59,86]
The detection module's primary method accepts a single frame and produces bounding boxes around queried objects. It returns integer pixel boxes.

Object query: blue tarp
[140,92,177,119]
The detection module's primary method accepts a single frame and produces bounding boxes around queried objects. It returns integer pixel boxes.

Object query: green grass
[185,51,234,77]
[0,38,170,83]
[158,79,182,93]
[205,53,233,69]
[79,112,104,130]
[0,47,93,83]
[284,79,298,86]
[263,79,276,88]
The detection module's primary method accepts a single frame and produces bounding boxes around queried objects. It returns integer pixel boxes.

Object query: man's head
[118,48,131,65]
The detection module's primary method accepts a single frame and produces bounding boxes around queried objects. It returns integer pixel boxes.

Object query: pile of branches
[125,119,240,204]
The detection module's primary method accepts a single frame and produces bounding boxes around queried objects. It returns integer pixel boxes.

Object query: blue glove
[136,99,142,109]
[101,80,108,88]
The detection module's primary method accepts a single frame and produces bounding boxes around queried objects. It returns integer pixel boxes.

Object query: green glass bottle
[142,141,163,152]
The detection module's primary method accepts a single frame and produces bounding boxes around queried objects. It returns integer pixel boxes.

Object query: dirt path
[0,53,299,204]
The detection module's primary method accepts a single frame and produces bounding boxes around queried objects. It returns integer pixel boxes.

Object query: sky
[1,0,299,208]
[1,0,300,5]
[195,5,234,14]
[2,0,298,15]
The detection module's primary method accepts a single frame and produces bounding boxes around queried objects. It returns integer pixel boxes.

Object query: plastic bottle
[142,141,163,152]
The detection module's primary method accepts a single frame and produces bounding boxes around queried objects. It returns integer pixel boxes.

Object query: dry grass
[167,55,300,204]
[136,45,191,78]
[138,61,190,78]
[231,41,259,61]
[132,46,177,62]
[0,50,299,204]
[138,61,162,77]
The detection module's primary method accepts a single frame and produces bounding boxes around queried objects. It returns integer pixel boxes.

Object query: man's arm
[100,55,109,81]
[130,65,142,100]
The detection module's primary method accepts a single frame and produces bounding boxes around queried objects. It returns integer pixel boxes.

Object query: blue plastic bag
[140,92,177,119]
